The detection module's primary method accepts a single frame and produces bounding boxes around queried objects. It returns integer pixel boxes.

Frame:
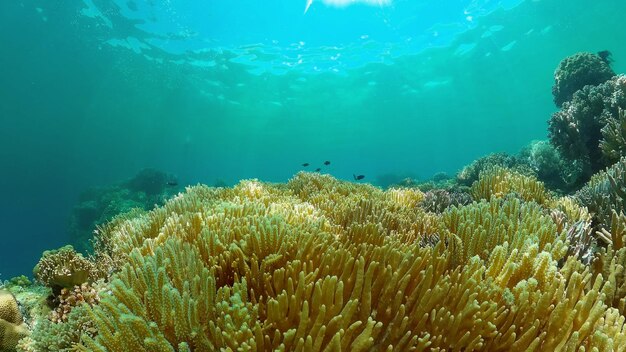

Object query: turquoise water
[0,0,625,278]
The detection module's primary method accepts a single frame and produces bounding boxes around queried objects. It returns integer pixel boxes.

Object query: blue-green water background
[1,0,625,278]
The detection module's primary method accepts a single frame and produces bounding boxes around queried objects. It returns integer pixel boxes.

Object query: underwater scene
[2,0,626,350]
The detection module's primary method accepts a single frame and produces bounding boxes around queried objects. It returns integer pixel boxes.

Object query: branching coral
[53,172,626,351]
[552,52,615,107]
[550,196,592,225]
[470,166,551,205]
[441,196,567,266]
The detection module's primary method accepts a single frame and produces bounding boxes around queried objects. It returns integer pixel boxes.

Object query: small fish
[315,168,321,172]
[166,180,178,187]
[353,174,365,180]
[302,163,310,167]
[598,50,613,64]
[323,161,331,166]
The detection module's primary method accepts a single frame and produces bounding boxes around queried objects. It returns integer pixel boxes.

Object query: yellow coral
[75,173,626,351]
[550,196,592,225]
[471,166,551,205]
[0,291,21,326]
[0,290,29,352]
[442,197,568,269]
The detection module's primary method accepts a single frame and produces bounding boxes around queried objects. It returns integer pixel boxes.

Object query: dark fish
[166,181,178,187]
[315,168,321,172]
[323,161,331,165]
[302,163,310,167]
[353,174,365,180]
[598,50,613,64]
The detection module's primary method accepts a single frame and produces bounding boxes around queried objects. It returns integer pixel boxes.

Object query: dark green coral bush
[552,52,615,107]
[549,75,626,181]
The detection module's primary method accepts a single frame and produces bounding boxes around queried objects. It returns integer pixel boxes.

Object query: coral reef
[7,172,617,351]
[552,52,615,107]
[9,52,626,352]
[549,75,626,179]
[0,290,29,352]
[69,168,180,253]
